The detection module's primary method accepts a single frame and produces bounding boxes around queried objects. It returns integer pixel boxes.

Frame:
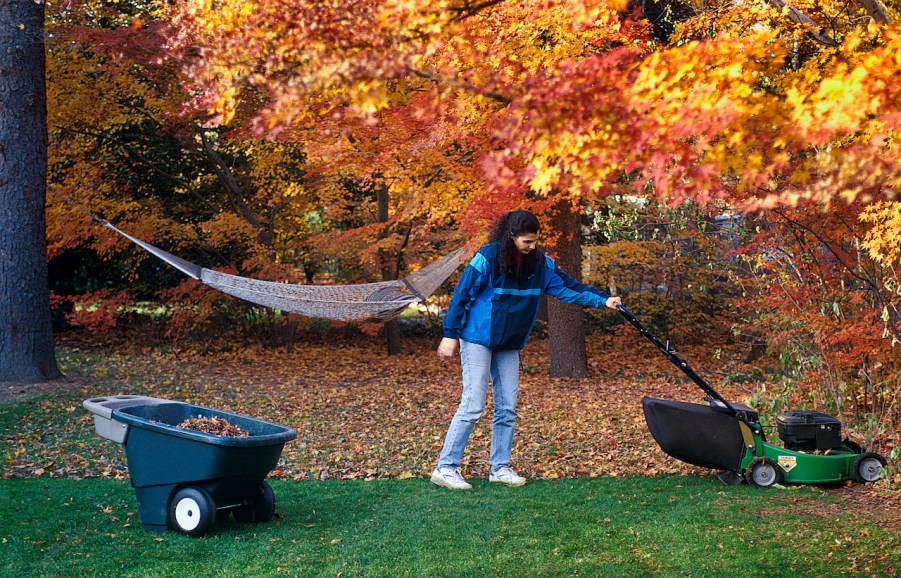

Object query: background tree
[45,6,331,346]
[161,0,645,372]
[45,1,477,352]
[44,0,901,413]
[0,0,62,383]
[29,0,901,445]
[547,200,593,377]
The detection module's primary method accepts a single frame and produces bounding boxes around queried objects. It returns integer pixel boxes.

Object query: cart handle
[616,305,757,431]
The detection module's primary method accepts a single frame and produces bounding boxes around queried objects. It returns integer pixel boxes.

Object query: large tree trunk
[376,185,401,355]
[0,0,62,383]
[547,201,590,378]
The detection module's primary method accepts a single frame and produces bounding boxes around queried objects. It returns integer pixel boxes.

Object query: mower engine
[776,410,843,452]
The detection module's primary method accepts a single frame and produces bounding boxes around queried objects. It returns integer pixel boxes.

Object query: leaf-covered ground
[2,328,899,531]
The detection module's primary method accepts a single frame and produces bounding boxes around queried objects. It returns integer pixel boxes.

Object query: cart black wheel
[852,452,886,484]
[169,487,217,537]
[233,481,276,523]
[745,457,783,488]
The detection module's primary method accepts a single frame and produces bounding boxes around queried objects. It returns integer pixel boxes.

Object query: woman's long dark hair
[489,210,542,282]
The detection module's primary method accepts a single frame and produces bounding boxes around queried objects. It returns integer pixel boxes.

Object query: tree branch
[447,0,507,22]
[856,0,891,24]
[406,66,513,104]
[773,209,901,341]
[195,125,273,247]
[765,0,840,47]
[57,125,220,214]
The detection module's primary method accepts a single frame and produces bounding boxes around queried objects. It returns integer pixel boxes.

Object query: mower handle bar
[615,304,746,421]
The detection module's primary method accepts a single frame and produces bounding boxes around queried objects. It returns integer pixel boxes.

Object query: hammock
[104,222,464,322]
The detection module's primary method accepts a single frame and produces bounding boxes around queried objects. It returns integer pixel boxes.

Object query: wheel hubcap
[753,465,775,486]
[174,497,202,531]
[859,458,882,482]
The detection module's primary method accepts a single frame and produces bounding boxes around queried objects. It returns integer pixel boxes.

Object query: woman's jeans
[437,340,520,473]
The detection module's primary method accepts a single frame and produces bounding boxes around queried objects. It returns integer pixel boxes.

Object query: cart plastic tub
[84,395,296,536]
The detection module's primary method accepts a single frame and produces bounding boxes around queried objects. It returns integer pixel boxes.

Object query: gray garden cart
[84,395,296,536]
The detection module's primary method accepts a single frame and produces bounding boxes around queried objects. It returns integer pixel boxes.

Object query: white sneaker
[430,467,472,490]
[489,466,527,486]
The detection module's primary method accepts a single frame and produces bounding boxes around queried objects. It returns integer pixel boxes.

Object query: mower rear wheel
[852,452,886,483]
[746,457,782,488]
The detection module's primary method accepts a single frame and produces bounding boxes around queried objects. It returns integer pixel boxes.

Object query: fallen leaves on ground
[3,328,781,484]
[5,329,900,534]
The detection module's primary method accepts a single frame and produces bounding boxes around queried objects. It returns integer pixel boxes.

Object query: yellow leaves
[523,127,622,197]
[282,182,305,198]
[787,29,898,141]
[530,159,562,195]
[378,0,446,37]
[201,211,258,250]
[723,61,744,80]
[788,167,811,186]
[350,80,389,114]
[632,38,764,113]
[604,0,631,13]
[196,0,255,32]
[808,65,870,131]
[212,84,240,125]
[860,202,901,266]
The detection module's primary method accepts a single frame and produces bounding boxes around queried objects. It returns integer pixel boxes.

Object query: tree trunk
[376,185,401,355]
[0,1,62,383]
[383,317,401,355]
[547,201,590,378]
[856,0,890,24]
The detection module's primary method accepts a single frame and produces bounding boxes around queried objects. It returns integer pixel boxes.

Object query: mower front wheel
[852,452,886,484]
[746,457,783,488]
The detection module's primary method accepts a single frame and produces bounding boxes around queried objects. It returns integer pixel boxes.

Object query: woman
[431,210,622,489]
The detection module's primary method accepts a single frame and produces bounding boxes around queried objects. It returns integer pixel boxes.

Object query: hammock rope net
[104,223,464,322]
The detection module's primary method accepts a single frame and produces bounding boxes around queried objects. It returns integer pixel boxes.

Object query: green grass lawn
[1,476,897,577]
[2,344,898,576]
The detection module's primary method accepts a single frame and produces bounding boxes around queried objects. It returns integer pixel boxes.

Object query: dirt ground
[823,483,901,532]
[0,377,90,404]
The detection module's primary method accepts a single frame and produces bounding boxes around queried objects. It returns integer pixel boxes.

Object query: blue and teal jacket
[442,243,610,351]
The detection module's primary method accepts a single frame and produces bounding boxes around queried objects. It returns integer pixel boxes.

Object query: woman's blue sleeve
[544,258,610,307]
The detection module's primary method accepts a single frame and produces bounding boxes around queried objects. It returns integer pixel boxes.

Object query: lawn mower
[617,306,887,487]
